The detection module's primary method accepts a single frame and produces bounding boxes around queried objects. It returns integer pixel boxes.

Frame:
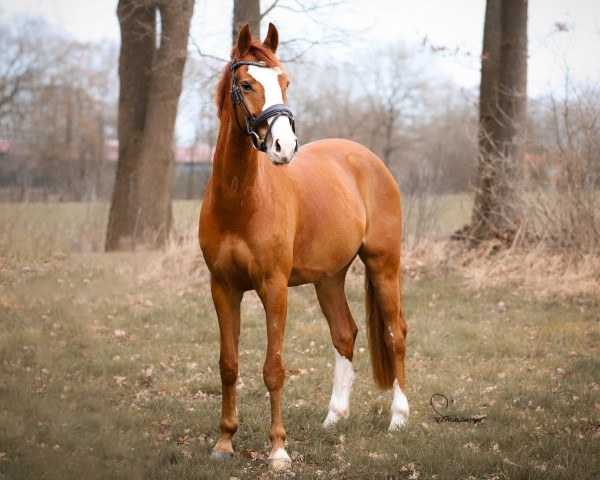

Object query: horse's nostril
[274,140,282,153]
[294,139,299,153]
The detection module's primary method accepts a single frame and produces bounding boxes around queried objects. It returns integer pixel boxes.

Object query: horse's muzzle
[265,115,298,165]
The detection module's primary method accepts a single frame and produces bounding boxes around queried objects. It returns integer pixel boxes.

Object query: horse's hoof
[269,457,291,471]
[388,415,408,431]
[322,412,341,428]
[268,448,291,471]
[211,450,233,460]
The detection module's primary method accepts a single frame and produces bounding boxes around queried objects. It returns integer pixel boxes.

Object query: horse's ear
[263,22,279,53]
[236,24,253,56]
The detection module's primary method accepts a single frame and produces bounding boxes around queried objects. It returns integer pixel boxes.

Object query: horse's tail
[365,277,395,390]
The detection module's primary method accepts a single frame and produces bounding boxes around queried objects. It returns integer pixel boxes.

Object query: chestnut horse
[199,23,408,470]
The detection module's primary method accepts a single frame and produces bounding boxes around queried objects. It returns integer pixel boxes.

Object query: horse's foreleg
[210,278,243,459]
[258,279,291,471]
[315,273,358,427]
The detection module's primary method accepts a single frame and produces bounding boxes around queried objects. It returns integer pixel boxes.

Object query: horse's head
[227,23,298,165]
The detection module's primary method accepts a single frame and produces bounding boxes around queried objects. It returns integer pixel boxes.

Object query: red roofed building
[174,144,214,164]
[0,139,12,156]
[103,140,214,165]
[0,138,214,200]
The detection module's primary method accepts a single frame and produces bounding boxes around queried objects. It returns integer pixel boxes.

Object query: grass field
[0,202,598,479]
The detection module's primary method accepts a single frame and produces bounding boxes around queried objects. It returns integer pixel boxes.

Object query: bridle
[230,58,297,153]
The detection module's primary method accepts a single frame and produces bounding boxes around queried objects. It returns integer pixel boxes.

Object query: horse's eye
[241,81,252,92]
[286,81,291,88]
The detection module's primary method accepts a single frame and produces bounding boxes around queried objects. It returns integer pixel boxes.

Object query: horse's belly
[288,219,364,285]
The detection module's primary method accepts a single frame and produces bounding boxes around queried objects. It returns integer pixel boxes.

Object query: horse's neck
[210,115,261,202]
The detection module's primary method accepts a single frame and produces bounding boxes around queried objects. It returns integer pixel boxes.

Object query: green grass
[0,197,470,257]
[0,202,598,479]
[0,201,202,256]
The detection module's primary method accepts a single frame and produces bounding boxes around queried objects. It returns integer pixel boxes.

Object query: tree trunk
[498,0,528,169]
[468,0,527,244]
[232,0,261,47]
[470,0,502,241]
[106,0,194,251]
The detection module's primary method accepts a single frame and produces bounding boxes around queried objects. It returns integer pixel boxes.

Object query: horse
[199,23,409,470]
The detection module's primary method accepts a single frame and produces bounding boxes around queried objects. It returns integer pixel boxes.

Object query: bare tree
[468,0,528,244]
[359,45,429,168]
[0,18,118,201]
[229,0,347,60]
[290,60,364,142]
[106,0,194,250]
[525,85,600,254]
[233,0,261,46]
[0,18,60,136]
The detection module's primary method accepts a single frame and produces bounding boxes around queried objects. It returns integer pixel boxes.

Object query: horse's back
[295,138,398,195]
[292,138,401,229]
[294,138,390,175]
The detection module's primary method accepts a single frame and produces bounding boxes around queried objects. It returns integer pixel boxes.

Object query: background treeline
[1,14,598,252]
[0,17,118,201]
[5,15,596,201]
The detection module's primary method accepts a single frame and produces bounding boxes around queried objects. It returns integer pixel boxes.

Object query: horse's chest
[201,232,271,291]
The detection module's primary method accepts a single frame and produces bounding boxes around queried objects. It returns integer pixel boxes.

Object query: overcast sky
[1,0,598,96]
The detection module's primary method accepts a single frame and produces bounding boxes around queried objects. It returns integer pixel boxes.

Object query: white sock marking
[269,448,291,461]
[323,350,355,427]
[268,448,291,471]
[389,379,409,431]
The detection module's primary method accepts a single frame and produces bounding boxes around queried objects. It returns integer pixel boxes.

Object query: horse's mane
[215,42,283,119]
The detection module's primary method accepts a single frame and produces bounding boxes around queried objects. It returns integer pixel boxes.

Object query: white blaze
[247,65,297,163]
[323,350,355,427]
[247,65,284,108]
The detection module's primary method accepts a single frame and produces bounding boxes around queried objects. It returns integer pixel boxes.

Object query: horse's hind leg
[359,245,409,431]
[314,269,358,427]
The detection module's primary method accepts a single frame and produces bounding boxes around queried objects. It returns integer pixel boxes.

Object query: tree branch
[260,0,281,20]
